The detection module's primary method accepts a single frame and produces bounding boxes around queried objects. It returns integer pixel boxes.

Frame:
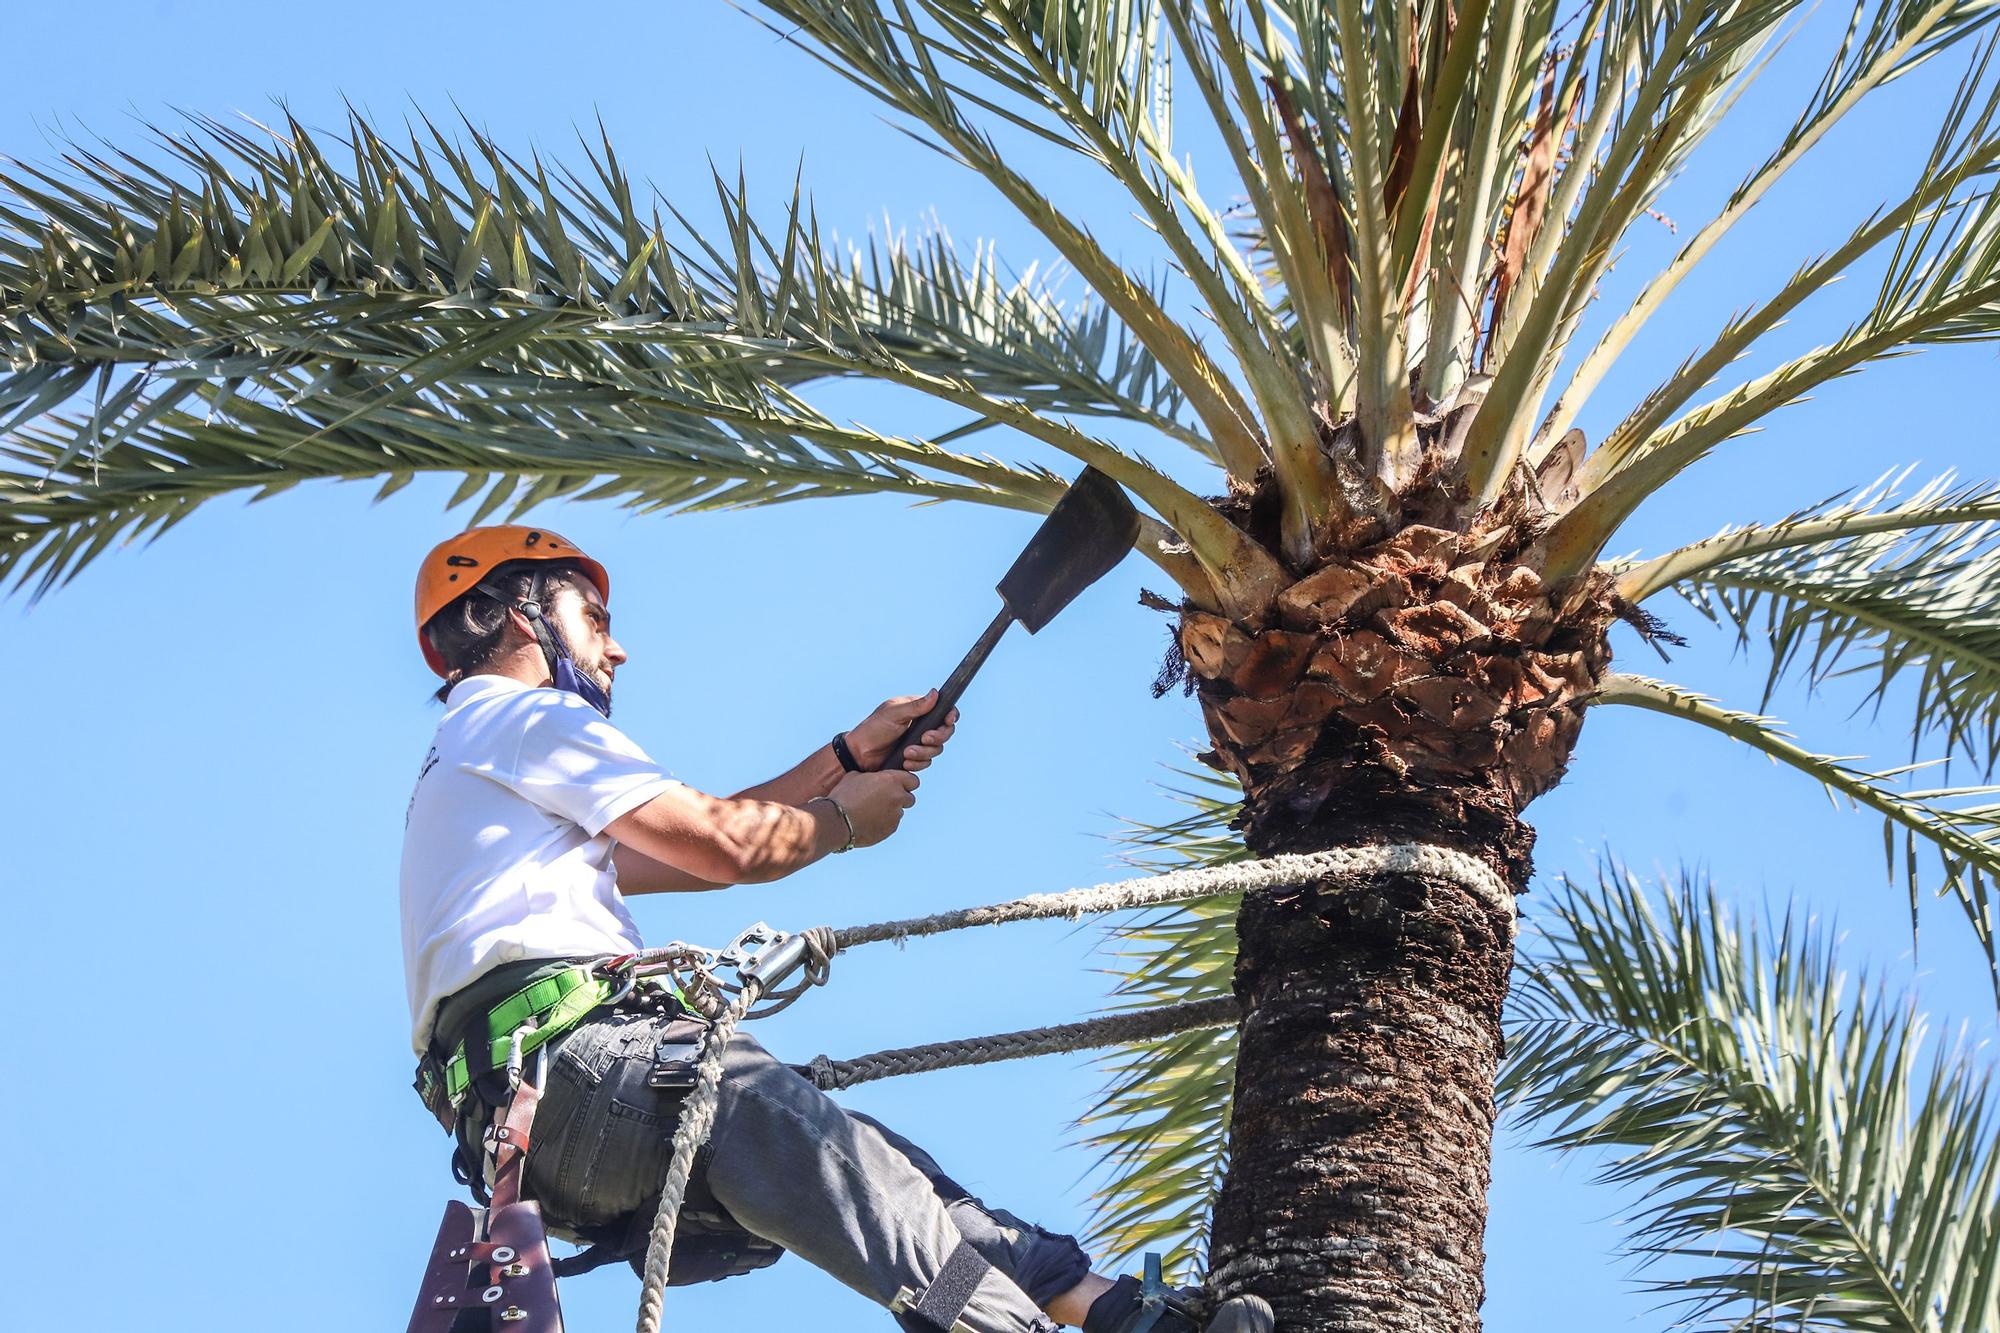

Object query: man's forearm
[609,787,848,885]
[722,796,848,882]
[731,743,845,806]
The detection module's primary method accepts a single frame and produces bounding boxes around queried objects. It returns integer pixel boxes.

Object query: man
[401,525,1273,1333]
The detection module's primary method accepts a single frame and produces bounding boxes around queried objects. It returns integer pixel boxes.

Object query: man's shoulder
[447,679,587,726]
[432,682,574,762]
[468,685,648,761]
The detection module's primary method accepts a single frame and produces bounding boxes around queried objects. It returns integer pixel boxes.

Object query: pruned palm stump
[7,0,2000,1328]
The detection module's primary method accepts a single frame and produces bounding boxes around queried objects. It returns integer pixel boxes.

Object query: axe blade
[996,467,1141,634]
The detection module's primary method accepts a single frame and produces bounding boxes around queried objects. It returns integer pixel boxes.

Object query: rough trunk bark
[1203,826,1523,1333]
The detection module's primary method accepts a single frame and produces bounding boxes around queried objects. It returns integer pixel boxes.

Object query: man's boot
[1080,1257,1275,1333]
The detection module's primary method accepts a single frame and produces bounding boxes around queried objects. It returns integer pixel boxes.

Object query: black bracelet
[830,731,864,773]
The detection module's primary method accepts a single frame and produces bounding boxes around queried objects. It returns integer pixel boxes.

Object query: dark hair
[424,558,595,702]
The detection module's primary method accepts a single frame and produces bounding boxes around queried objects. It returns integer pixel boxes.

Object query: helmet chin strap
[478,570,613,717]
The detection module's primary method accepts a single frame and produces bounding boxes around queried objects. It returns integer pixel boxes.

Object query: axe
[881,467,1141,770]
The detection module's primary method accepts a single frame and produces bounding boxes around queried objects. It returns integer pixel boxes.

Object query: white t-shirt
[399,674,680,1053]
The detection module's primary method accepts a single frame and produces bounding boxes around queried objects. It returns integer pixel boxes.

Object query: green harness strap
[442,965,617,1106]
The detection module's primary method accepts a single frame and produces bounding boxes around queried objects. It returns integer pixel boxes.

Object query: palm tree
[6,0,2000,1327]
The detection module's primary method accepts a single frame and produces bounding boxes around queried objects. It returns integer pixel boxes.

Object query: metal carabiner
[503,1028,527,1091]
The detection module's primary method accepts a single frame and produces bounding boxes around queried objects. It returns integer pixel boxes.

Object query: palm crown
[4,0,1998,1326]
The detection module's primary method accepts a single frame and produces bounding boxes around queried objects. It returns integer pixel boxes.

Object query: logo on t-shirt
[406,746,441,826]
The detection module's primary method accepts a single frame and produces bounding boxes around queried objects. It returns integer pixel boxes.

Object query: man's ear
[505,606,542,643]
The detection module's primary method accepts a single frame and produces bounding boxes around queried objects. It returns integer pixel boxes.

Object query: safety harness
[407,1004,571,1332]
[414,961,644,1129]
[405,934,829,1333]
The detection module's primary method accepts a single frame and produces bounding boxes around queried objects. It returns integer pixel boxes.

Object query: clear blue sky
[6,4,1995,1331]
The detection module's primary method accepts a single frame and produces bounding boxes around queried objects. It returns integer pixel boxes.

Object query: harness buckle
[646,1036,705,1089]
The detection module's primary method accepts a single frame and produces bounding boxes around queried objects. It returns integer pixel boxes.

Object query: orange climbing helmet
[414,525,610,677]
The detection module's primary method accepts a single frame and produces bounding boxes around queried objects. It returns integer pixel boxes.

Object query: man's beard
[579,658,615,715]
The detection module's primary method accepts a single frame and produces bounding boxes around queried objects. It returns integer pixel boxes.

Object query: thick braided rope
[831,844,1513,953]
[633,980,761,1333]
[808,995,1241,1091]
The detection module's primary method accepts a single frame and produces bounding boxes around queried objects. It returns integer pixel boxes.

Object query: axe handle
[881,605,1014,771]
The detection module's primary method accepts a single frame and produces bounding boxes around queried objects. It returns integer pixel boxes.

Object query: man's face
[548,579,626,701]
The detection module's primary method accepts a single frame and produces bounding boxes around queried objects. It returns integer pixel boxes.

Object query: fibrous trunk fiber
[1204,845,1519,1333]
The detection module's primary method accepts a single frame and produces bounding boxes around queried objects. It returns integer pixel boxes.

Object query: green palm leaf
[1460,0,1810,500]
[742,0,1283,487]
[1503,864,2000,1332]
[0,109,1275,599]
[1077,770,1247,1278]
[1544,55,2000,576]
[1591,674,2000,981]
[1547,0,2000,448]
[0,371,1056,597]
[0,108,1184,429]
[1623,474,2000,777]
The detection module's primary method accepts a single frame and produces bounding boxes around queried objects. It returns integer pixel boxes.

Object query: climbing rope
[807,995,1241,1091]
[830,842,1513,953]
[629,843,1513,1332]
[633,978,762,1333]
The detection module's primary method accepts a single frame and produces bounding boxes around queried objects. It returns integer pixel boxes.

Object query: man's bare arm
[614,841,728,895]
[607,769,919,893]
[608,784,842,890]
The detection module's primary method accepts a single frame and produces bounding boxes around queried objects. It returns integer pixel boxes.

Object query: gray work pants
[517,1009,1090,1332]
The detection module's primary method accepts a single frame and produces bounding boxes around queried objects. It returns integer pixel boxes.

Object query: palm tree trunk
[1203,826,1524,1333]
[1175,514,1606,1329]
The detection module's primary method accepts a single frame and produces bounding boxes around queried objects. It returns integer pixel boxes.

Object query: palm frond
[0,107,1191,431]
[888,0,1345,522]
[1590,674,2000,985]
[1564,43,2000,495]
[1077,768,1247,1279]
[1461,0,1806,501]
[1323,0,1422,487]
[1417,0,1538,403]
[0,364,1059,597]
[1503,864,2000,1333]
[1165,0,1358,412]
[1546,0,2000,447]
[1545,54,2000,579]
[1623,473,2000,777]
[0,109,1279,602]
